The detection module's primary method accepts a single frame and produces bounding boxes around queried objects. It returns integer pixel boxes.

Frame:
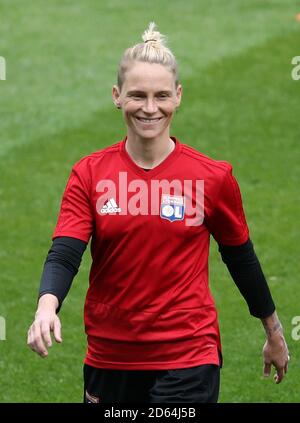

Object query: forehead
[122,61,175,92]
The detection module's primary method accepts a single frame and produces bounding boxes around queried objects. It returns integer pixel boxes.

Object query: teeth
[137,118,161,123]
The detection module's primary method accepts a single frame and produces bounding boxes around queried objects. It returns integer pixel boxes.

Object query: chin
[138,131,163,140]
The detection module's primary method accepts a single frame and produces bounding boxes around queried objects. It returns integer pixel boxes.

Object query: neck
[125,131,175,169]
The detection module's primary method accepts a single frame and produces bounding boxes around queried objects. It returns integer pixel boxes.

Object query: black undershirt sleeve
[38,236,87,312]
[218,238,275,318]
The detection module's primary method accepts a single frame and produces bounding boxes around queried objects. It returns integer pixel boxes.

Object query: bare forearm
[37,293,59,314]
[261,311,282,339]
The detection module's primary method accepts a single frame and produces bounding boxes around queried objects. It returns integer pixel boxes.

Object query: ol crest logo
[160,195,185,222]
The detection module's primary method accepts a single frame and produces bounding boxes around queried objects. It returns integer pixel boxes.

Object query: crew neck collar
[119,136,182,179]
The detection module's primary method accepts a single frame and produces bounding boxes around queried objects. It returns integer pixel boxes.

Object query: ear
[175,84,182,108]
[112,85,121,108]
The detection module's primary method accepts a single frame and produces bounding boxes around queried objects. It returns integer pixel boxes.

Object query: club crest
[160,194,185,222]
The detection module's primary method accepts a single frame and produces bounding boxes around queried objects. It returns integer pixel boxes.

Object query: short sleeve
[52,163,93,243]
[206,168,249,246]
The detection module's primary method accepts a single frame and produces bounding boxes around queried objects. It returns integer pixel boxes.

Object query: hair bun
[142,22,165,46]
[117,21,179,90]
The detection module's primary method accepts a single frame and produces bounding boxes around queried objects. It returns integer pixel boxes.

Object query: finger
[53,318,62,343]
[32,322,48,357]
[27,327,39,354]
[27,327,34,349]
[275,367,284,384]
[41,322,52,347]
[284,362,288,374]
[263,363,271,377]
[27,326,39,353]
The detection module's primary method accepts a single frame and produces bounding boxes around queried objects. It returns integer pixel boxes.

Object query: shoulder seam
[74,143,120,167]
[181,145,232,172]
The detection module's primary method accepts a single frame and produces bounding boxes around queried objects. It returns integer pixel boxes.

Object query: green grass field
[1,0,300,403]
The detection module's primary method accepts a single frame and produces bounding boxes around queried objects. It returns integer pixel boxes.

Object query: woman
[27,22,289,403]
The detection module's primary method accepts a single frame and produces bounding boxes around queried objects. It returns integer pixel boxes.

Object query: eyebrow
[126,90,173,96]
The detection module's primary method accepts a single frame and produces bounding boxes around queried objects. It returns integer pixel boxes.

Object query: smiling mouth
[135,117,163,123]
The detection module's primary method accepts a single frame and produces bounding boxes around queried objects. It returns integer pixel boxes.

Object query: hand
[263,330,290,384]
[27,294,62,358]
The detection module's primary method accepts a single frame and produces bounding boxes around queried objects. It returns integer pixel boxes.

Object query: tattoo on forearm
[262,320,282,337]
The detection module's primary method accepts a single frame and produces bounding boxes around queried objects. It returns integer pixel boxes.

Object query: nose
[142,97,158,114]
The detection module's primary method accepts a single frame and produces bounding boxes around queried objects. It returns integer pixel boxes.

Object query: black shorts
[83,363,220,403]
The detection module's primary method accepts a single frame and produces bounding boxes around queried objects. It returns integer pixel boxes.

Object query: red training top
[53,136,249,370]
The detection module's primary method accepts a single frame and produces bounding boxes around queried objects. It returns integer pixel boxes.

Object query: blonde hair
[117,22,179,90]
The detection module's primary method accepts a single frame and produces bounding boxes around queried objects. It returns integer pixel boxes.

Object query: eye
[157,93,169,99]
[128,93,145,100]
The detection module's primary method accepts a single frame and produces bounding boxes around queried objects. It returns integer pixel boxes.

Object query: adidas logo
[100,198,121,214]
